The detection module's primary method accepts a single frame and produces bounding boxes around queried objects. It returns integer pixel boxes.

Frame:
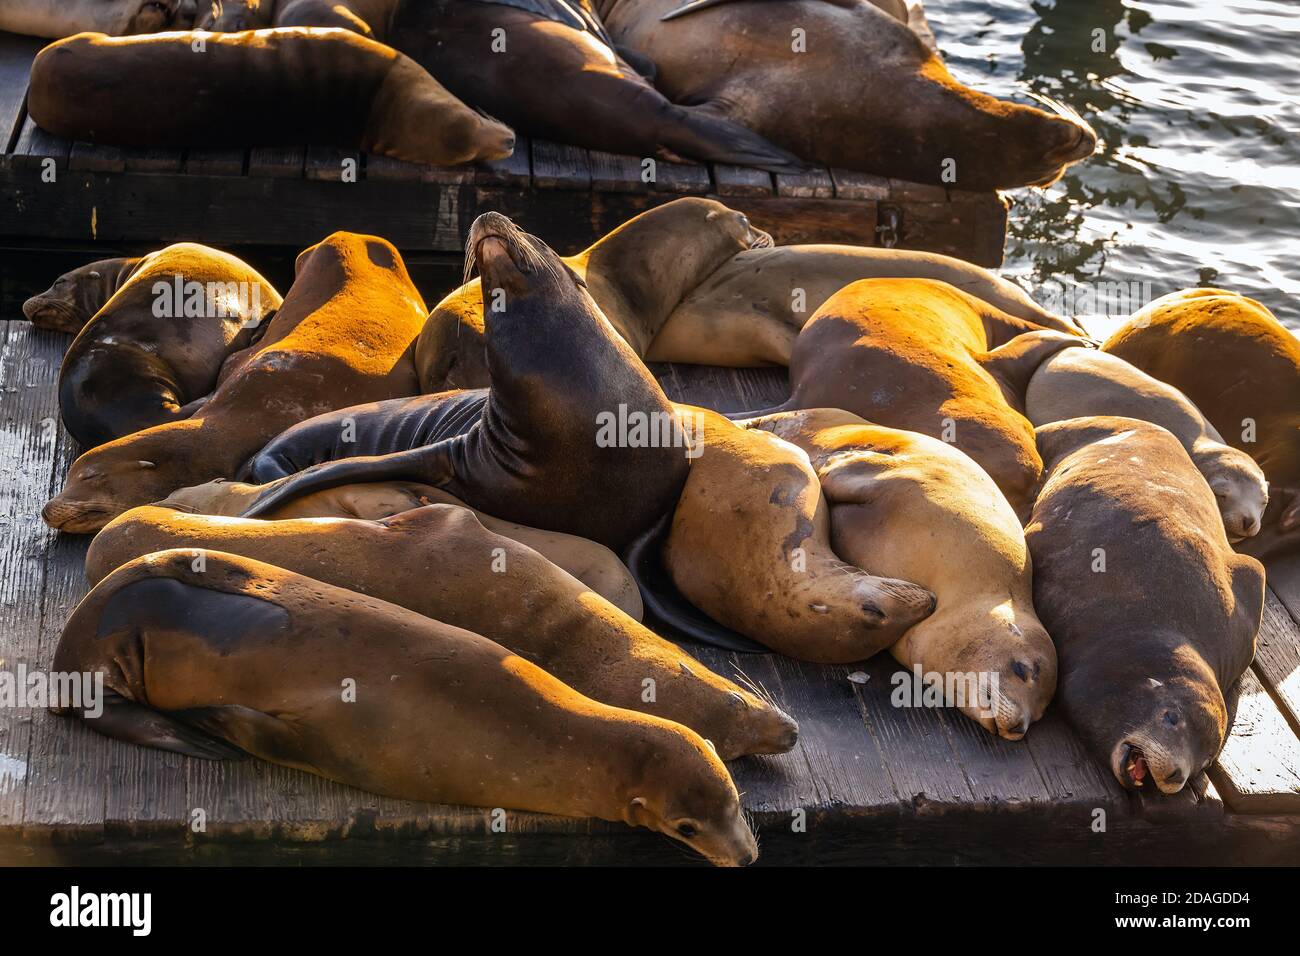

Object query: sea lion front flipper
[979,330,1093,411]
[169,704,317,771]
[659,102,812,174]
[240,440,459,518]
[77,691,249,761]
[624,512,771,654]
[615,46,658,83]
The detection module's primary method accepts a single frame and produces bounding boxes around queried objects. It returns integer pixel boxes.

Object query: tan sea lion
[28,28,516,167]
[54,244,282,449]
[0,0,196,38]
[1025,348,1268,542]
[155,477,643,618]
[195,0,275,30]
[774,277,1089,515]
[42,231,427,534]
[1103,289,1300,562]
[85,504,797,759]
[53,549,759,866]
[1024,417,1264,794]
[644,243,1085,369]
[596,0,1096,187]
[238,213,692,554]
[22,257,142,335]
[654,407,936,663]
[741,408,1057,739]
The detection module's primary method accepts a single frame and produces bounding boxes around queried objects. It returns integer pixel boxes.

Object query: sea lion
[596,0,1097,187]
[22,257,143,335]
[54,244,282,449]
[1103,289,1300,562]
[195,0,275,30]
[645,243,1085,369]
[28,28,516,167]
[1025,348,1269,542]
[1024,417,1264,794]
[154,477,643,618]
[239,213,692,553]
[0,0,196,38]
[773,277,1089,515]
[85,504,797,759]
[53,549,759,866]
[416,198,774,391]
[42,232,427,534]
[654,407,936,663]
[740,408,1057,739]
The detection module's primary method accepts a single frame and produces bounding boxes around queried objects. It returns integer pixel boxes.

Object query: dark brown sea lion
[1103,289,1300,562]
[53,549,760,866]
[22,257,142,335]
[1024,416,1264,794]
[239,213,692,553]
[42,232,427,534]
[28,28,516,167]
[54,244,282,449]
[773,277,1089,516]
[85,504,798,759]
[0,0,196,38]
[596,0,1097,187]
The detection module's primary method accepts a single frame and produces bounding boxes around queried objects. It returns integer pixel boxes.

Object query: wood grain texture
[1211,669,1300,814]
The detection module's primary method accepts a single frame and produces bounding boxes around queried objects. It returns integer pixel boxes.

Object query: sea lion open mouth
[1118,742,1150,788]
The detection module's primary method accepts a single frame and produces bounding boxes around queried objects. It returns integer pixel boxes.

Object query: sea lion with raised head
[22,257,142,335]
[1103,289,1300,562]
[53,244,282,448]
[595,0,1097,187]
[773,277,1089,515]
[155,476,643,618]
[42,232,427,534]
[416,198,774,391]
[53,549,760,865]
[28,28,516,167]
[1025,348,1268,542]
[239,213,692,553]
[85,504,797,758]
[0,0,196,38]
[740,408,1057,739]
[1024,416,1264,794]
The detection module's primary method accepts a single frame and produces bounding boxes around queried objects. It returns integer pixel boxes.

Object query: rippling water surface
[927,0,1299,335]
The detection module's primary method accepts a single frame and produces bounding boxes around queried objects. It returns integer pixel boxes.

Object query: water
[926,0,1299,336]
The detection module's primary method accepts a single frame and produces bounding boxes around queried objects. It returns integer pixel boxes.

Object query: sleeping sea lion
[22,257,142,335]
[53,549,760,865]
[0,0,196,38]
[1024,416,1265,794]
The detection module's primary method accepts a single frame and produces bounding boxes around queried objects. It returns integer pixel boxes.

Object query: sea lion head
[1194,443,1269,541]
[155,477,254,516]
[22,258,136,335]
[626,730,758,867]
[43,421,204,534]
[464,211,580,308]
[124,0,197,33]
[950,608,1058,741]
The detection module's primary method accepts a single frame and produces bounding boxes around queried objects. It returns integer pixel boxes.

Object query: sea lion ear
[562,263,588,290]
[1147,678,1163,689]
[1281,495,1300,532]
[703,739,717,755]
[137,461,157,469]
[705,210,722,221]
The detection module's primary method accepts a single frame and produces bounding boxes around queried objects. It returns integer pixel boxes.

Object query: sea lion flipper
[659,103,813,175]
[80,691,249,761]
[615,46,658,83]
[659,0,744,21]
[978,330,1093,409]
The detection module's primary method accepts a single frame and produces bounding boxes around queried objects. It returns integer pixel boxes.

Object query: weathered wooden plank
[1254,588,1300,731]
[421,163,481,186]
[305,147,359,183]
[183,148,245,177]
[363,153,422,182]
[711,164,774,197]
[776,167,835,199]
[0,34,41,157]
[11,116,70,170]
[831,168,890,200]
[476,134,531,187]
[588,151,650,193]
[122,148,183,174]
[653,160,710,195]
[888,178,948,201]
[531,140,591,190]
[1135,770,1224,822]
[69,143,125,173]
[1210,668,1300,814]
[248,146,305,179]
[1021,707,1130,810]
[1267,556,1300,629]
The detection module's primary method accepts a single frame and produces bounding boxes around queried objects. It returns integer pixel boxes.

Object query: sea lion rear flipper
[659,104,813,175]
[241,441,458,518]
[75,691,249,761]
[623,513,770,654]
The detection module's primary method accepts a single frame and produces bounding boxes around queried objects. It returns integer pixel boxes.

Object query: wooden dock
[0,32,1007,267]
[1,315,1299,865]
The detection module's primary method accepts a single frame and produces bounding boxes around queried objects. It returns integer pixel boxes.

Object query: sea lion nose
[1164,768,1185,786]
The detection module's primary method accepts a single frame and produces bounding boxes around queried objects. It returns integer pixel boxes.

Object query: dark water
[929,0,1299,335]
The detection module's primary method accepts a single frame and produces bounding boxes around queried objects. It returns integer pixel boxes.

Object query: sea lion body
[741,408,1057,738]
[596,0,1096,187]
[1026,348,1268,541]
[657,407,936,663]
[54,550,759,865]
[85,505,796,758]
[240,213,692,553]
[1024,417,1264,793]
[0,0,196,38]
[780,277,1087,514]
[28,28,515,167]
[22,257,142,335]
[416,199,772,391]
[42,232,427,533]
[1103,289,1300,561]
[156,478,643,618]
[56,244,282,448]
[645,243,1083,368]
